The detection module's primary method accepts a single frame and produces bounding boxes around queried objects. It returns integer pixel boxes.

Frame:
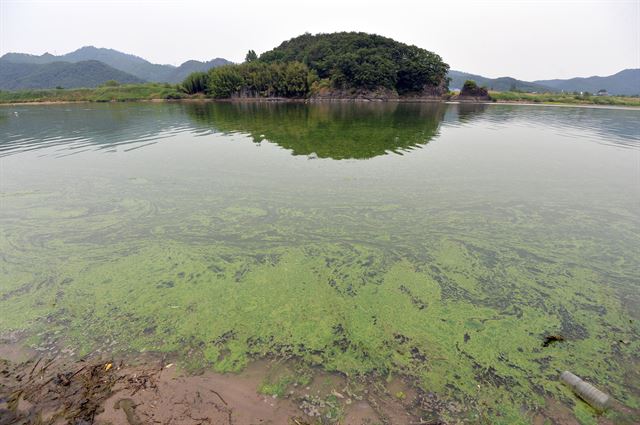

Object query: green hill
[259,32,449,95]
[168,59,233,83]
[535,69,640,95]
[448,70,553,93]
[448,68,640,95]
[0,47,232,83]
[0,60,144,90]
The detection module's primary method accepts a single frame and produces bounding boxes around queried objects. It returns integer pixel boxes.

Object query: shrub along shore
[1,83,638,107]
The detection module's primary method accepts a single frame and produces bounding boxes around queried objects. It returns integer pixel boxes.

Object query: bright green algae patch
[1,102,639,424]
[1,195,638,424]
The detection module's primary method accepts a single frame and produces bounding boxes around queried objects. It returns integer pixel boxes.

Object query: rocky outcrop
[401,79,449,100]
[309,79,449,101]
[310,86,400,101]
[455,80,490,101]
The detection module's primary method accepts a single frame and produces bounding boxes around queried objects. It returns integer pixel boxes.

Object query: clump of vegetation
[462,80,478,91]
[489,90,640,106]
[245,49,258,62]
[258,375,292,398]
[181,72,208,94]
[101,80,120,87]
[0,83,184,103]
[460,80,489,98]
[206,61,310,99]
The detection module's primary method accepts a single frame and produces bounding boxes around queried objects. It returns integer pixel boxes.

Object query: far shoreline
[1,97,639,110]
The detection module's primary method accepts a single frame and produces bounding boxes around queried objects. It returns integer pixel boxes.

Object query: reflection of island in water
[1,101,637,158]
[184,102,448,160]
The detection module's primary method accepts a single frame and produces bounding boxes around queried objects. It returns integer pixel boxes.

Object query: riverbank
[1,84,639,107]
[488,91,640,107]
[0,83,190,104]
[3,340,636,425]
[0,340,464,425]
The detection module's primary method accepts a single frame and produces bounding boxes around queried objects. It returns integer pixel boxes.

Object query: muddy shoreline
[0,341,433,425]
[2,339,636,425]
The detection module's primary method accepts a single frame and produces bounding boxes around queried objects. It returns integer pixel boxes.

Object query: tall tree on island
[245,50,258,63]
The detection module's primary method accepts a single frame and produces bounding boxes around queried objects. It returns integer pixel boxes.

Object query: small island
[183,32,450,101]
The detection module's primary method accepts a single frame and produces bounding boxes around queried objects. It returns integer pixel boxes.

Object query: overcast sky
[1,0,638,81]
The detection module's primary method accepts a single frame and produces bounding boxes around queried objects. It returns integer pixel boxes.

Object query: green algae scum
[1,102,639,424]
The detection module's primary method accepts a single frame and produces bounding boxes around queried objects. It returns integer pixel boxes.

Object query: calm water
[1,102,639,423]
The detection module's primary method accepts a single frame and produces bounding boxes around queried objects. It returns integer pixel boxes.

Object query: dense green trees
[245,50,258,62]
[180,32,449,99]
[206,66,244,98]
[203,62,310,98]
[180,61,311,99]
[0,60,144,90]
[260,32,449,94]
[180,71,208,94]
[462,80,478,91]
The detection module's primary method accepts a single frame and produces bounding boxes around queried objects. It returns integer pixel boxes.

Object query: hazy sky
[1,0,638,80]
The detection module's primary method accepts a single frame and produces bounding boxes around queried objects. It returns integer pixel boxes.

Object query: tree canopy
[259,32,449,94]
[181,71,208,94]
[205,61,310,98]
[245,50,258,62]
[180,32,449,99]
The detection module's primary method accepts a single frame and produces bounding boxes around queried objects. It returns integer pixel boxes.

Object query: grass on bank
[488,90,640,106]
[0,83,189,104]
[1,83,639,107]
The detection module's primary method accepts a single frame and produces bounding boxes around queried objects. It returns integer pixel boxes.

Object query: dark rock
[456,80,491,101]
[542,334,565,347]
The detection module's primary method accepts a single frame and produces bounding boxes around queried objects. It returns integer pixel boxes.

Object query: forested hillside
[0,47,232,83]
[535,69,640,95]
[186,32,450,99]
[260,32,449,94]
[0,60,144,90]
[448,70,553,92]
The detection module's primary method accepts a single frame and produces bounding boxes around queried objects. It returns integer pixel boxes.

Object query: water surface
[1,102,638,424]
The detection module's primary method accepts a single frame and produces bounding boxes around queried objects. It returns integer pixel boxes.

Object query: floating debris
[560,371,611,411]
[542,334,565,347]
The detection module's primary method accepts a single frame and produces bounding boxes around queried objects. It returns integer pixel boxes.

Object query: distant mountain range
[449,69,640,96]
[0,46,232,89]
[533,69,640,95]
[0,46,638,95]
[448,70,552,93]
[0,60,144,90]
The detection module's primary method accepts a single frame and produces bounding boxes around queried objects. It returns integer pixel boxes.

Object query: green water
[1,102,638,423]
